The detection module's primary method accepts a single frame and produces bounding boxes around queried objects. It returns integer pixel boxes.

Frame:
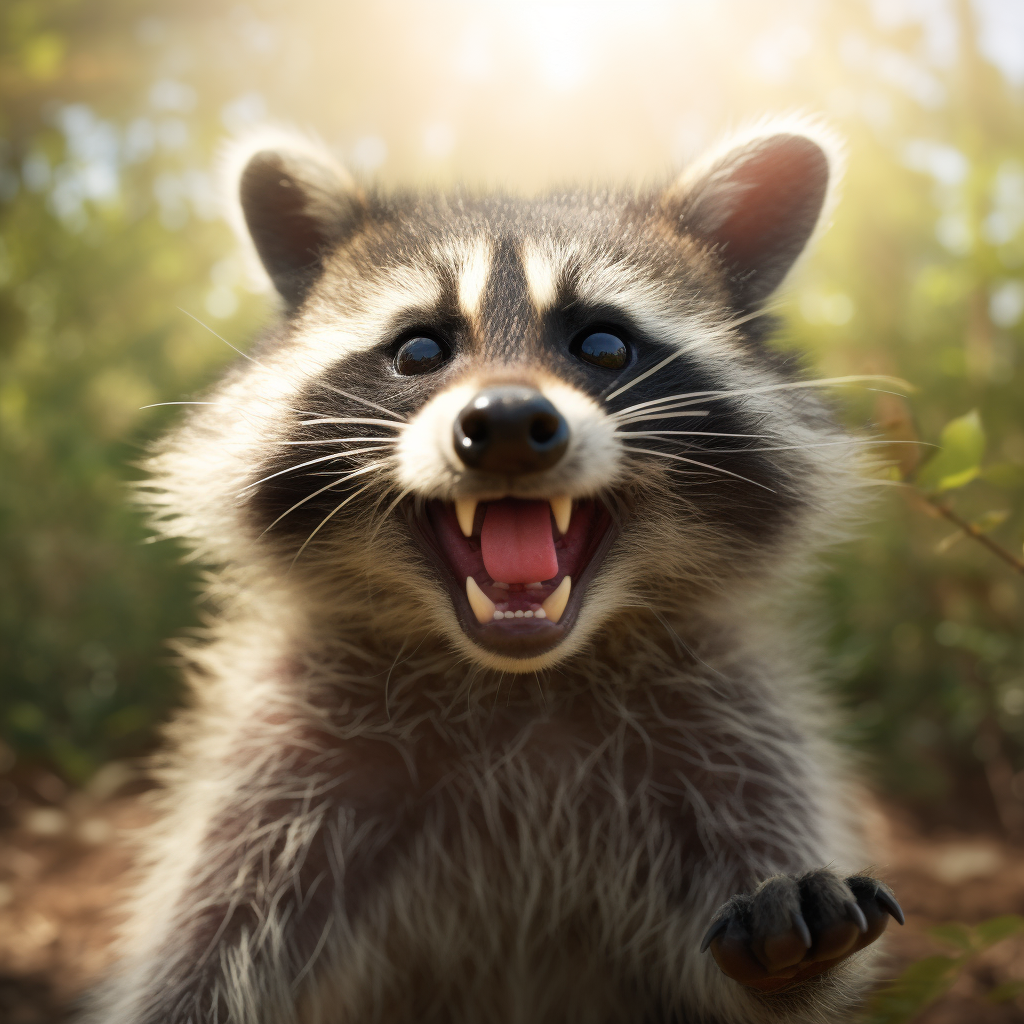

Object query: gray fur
[83,119,885,1024]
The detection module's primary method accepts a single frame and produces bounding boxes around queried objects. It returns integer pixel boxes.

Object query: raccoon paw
[700,871,903,993]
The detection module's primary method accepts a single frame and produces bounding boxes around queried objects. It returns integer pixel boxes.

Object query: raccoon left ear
[238,144,364,307]
[665,131,833,309]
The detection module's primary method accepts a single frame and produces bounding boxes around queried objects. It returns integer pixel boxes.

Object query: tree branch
[926,496,1024,576]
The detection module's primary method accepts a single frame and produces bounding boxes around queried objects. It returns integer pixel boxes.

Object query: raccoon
[85,121,903,1024]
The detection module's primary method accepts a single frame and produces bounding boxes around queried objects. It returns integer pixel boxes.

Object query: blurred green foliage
[864,915,1024,1022]
[0,0,264,780]
[0,0,1022,829]
[788,6,1024,824]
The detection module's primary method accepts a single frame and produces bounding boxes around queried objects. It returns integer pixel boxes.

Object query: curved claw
[876,887,905,926]
[701,915,730,954]
[845,899,869,934]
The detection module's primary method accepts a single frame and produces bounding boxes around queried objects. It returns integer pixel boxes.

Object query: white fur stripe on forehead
[428,236,493,321]
[522,239,560,311]
[291,260,444,368]
[523,236,745,360]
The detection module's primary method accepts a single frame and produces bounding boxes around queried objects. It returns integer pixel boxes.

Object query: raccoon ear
[239,146,363,307]
[666,132,832,309]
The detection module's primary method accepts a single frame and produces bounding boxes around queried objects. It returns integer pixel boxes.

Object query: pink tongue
[481,499,558,584]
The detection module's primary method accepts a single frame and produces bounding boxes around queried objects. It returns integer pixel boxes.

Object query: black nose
[454,386,570,474]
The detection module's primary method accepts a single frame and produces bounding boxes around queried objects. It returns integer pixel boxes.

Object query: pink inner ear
[679,132,829,307]
[480,499,558,584]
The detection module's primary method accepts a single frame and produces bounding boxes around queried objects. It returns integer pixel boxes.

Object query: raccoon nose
[454,386,569,474]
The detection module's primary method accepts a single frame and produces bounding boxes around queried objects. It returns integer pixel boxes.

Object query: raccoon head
[152,123,847,674]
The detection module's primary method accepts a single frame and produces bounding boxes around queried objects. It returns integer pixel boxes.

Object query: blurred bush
[866,915,1024,1021]
[0,0,1022,826]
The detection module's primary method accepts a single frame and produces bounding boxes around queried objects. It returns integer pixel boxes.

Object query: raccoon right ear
[238,146,363,307]
[664,128,835,310]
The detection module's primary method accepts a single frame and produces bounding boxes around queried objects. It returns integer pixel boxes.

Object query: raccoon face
[186,125,839,673]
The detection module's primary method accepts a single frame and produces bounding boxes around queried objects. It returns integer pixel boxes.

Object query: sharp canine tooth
[466,577,495,624]
[541,576,571,623]
[550,496,572,536]
[455,498,478,537]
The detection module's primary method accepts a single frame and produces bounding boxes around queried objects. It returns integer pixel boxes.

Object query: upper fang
[455,498,478,537]
[550,496,572,535]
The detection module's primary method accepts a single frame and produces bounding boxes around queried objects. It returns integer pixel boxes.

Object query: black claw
[700,915,730,953]
[876,888,905,926]
[791,910,812,949]
[845,900,868,934]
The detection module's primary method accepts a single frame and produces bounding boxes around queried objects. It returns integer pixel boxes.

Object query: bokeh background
[2,0,1024,1016]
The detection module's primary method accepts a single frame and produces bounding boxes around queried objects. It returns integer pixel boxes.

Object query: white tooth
[535,609,547,619]
[455,498,478,538]
[541,576,571,623]
[550,496,572,536]
[466,577,495,624]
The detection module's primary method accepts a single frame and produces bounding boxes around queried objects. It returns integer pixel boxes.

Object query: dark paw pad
[700,870,903,992]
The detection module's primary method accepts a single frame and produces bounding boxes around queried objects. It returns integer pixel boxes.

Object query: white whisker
[260,460,393,537]
[178,307,264,368]
[603,351,683,403]
[610,374,910,421]
[621,446,777,492]
[291,482,378,566]
[298,416,406,430]
[275,437,400,447]
[141,400,318,417]
[615,433,926,454]
[314,381,407,422]
[613,410,712,426]
[239,447,393,493]
[601,307,772,403]
[367,486,414,546]
[614,430,772,440]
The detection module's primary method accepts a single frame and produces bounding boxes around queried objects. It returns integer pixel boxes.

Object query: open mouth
[406,496,618,659]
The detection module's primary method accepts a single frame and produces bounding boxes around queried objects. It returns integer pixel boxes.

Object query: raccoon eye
[395,336,448,375]
[572,331,629,371]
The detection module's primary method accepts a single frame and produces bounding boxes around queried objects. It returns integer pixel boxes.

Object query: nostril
[460,410,489,444]
[529,413,560,447]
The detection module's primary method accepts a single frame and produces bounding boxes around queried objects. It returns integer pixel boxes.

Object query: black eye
[395,336,447,375]
[572,330,629,370]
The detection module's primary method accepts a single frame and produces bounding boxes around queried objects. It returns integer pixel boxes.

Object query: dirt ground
[1,765,1023,1024]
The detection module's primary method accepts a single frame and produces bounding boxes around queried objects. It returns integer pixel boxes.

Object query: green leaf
[928,922,975,952]
[916,410,986,493]
[973,914,1024,949]
[866,955,962,1024]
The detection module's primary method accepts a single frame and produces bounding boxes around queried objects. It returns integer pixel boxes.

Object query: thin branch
[926,496,1024,575]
